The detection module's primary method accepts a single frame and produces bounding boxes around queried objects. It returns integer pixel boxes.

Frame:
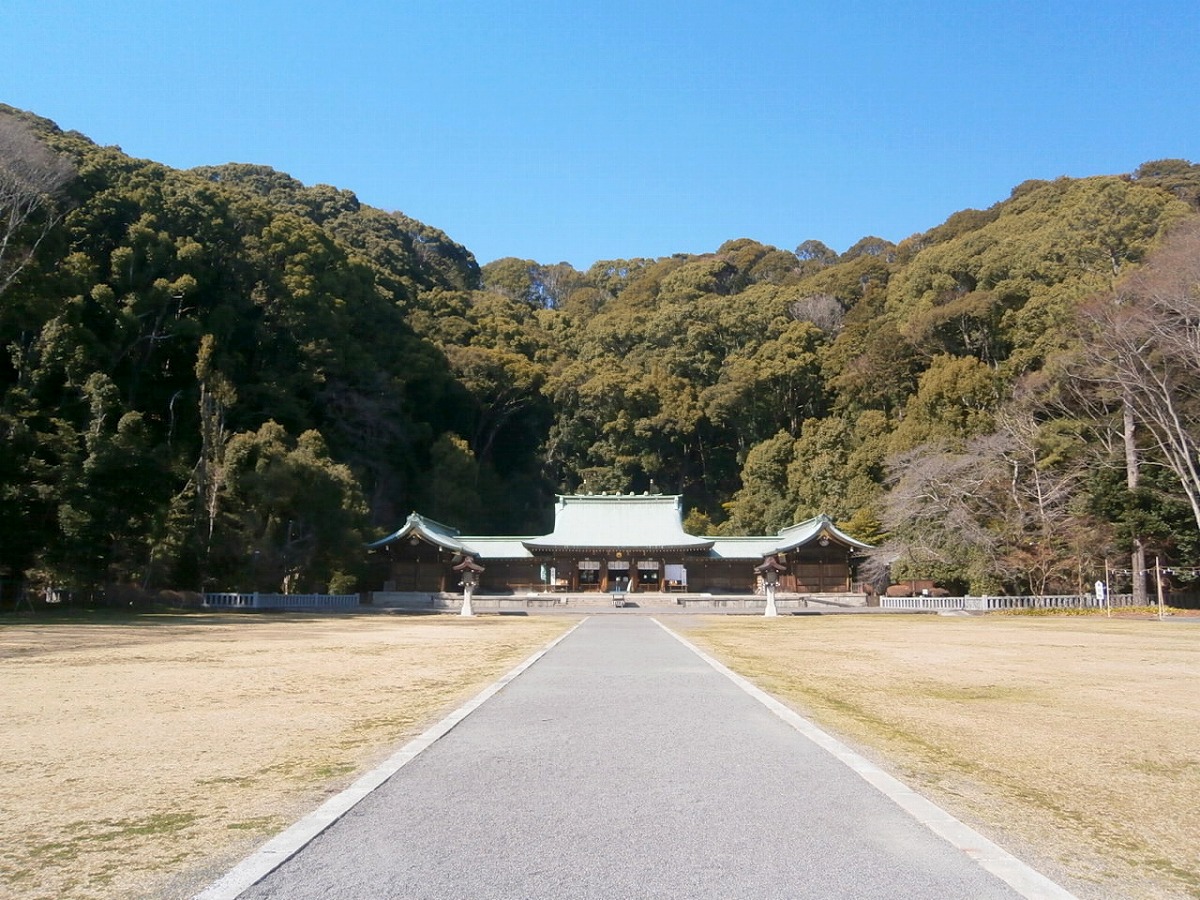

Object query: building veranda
[368,493,871,602]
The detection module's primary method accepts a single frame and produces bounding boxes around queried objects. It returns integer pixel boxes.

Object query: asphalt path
[206,616,1073,899]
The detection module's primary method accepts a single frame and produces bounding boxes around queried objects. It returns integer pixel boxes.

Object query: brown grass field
[679,612,1200,900]
[0,610,1196,899]
[0,612,572,900]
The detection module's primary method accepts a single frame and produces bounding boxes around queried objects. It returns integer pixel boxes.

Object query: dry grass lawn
[0,611,571,900]
[677,613,1200,900]
[4,610,1196,900]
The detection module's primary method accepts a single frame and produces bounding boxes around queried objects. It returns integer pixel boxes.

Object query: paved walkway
[199,617,1074,899]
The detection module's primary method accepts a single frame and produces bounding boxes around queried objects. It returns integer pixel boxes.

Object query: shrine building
[368,493,870,597]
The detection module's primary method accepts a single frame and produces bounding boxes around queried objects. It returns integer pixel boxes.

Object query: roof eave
[366,512,468,554]
[522,541,715,554]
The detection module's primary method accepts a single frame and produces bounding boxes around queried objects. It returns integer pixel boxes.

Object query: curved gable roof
[706,515,872,560]
[367,512,468,553]
[774,515,872,552]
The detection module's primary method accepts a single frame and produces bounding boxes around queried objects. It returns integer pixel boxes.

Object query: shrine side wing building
[368,493,871,595]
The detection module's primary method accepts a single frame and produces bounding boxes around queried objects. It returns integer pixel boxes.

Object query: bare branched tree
[0,112,76,295]
[869,441,1004,589]
[988,408,1105,593]
[787,293,845,335]
[1080,218,1200,533]
[872,400,1100,595]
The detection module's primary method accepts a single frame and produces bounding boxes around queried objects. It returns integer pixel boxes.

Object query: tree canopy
[2,102,1198,597]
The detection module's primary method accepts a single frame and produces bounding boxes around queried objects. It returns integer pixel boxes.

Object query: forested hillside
[3,104,1199,597]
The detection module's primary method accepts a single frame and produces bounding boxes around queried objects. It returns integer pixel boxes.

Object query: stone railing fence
[202,592,360,610]
[879,593,1133,612]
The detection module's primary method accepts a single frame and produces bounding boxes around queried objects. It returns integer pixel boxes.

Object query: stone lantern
[452,554,485,617]
[754,554,787,617]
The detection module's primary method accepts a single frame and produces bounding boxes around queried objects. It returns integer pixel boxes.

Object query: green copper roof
[522,494,714,552]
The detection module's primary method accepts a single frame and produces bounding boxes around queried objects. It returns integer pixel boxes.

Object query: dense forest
[3,104,1200,598]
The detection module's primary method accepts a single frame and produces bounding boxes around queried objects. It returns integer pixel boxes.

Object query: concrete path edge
[193,618,588,900]
[653,619,1078,900]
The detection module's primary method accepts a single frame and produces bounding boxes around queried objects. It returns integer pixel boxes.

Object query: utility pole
[1124,401,1148,605]
[1155,556,1166,620]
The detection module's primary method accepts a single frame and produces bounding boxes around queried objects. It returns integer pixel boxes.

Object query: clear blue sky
[4,1,1198,269]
